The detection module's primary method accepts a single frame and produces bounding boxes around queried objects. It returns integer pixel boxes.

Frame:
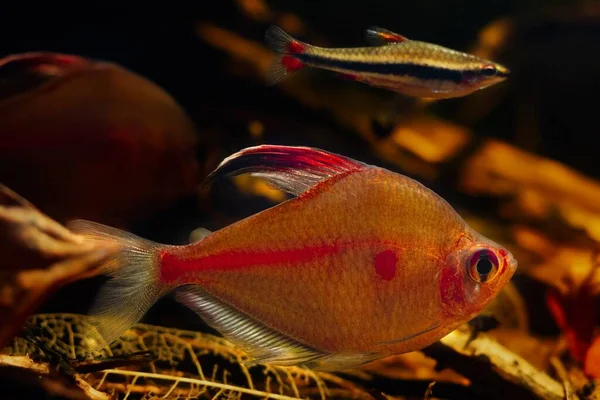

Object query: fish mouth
[496,66,510,78]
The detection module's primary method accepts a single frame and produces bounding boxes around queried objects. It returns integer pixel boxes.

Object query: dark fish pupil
[476,257,493,275]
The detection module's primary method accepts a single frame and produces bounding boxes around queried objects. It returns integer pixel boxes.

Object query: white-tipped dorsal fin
[365,27,409,45]
[174,285,327,366]
[204,145,368,197]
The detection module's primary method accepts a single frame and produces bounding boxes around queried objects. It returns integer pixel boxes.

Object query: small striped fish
[265,25,510,99]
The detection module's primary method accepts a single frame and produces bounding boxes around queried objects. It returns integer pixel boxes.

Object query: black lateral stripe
[299,54,468,83]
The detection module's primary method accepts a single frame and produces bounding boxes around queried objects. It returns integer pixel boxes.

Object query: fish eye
[481,64,497,77]
[467,248,500,283]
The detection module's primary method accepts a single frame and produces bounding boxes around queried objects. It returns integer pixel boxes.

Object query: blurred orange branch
[0,184,117,349]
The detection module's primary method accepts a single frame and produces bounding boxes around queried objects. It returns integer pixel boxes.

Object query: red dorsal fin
[205,145,368,196]
[365,27,409,45]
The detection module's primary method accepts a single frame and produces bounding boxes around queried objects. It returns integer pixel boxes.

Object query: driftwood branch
[422,327,566,400]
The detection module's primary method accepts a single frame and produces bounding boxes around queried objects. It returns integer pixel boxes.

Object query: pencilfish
[265,25,510,99]
[69,145,517,371]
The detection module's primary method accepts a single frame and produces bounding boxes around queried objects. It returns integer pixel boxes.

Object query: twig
[71,351,155,373]
[551,357,576,400]
[422,327,567,400]
[424,381,436,400]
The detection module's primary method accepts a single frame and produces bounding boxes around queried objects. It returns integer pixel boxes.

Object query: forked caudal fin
[67,219,173,351]
[204,144,368,196]
[264,25,309,86]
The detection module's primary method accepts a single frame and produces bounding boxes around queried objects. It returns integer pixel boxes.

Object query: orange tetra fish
[69,145,517,371]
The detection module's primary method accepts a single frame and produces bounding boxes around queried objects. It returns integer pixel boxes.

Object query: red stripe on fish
[160,244,344,283]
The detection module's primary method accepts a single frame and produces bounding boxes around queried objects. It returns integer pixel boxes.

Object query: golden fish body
[70,145,517,370]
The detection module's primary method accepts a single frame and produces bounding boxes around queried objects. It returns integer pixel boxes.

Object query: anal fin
[174,285,326,367]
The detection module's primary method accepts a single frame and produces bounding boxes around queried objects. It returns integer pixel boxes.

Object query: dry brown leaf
[0,185,118,349]
[487,329,558,372]
[460,139,600,242]
[514,227,599,296]
[423,326,566,400]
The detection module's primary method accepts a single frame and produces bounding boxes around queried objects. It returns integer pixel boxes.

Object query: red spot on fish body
[281,55,304,72]
[287,41,305,54]
[374,250,398,281]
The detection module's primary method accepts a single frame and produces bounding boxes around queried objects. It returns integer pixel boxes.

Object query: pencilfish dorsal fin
[204,145,368,196]
[365,27,409,45]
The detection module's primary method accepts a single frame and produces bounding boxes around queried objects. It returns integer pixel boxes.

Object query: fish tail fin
[68,219,170,351]
[264,55,302,86]
[265,25,308,85]
[265,25,307,54]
